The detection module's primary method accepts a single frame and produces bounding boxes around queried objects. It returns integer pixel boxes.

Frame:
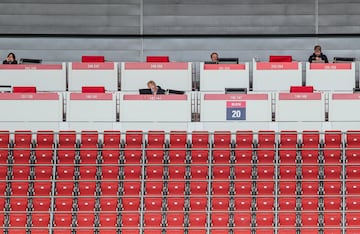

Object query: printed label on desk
[226,101,246,120]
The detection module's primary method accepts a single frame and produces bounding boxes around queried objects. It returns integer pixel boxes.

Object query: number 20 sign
[226,101,246,120]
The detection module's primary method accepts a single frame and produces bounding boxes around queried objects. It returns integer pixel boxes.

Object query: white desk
[329,93,360,121]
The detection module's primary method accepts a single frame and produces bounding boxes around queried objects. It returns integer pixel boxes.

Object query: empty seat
[279,165,297,180]
[55,197,73,211]
[255,213,274,227]
[121,212,140,227]
[102,131,121,164]
[346,197,360,210]
[235,131,253,164]
[101,181,119,196]
[211,212,229,227]
[301,197,319,210]
[323,212,341,227]
[301,181,319,195]
[32,198,51,211]
[279,131,298,164]
[101,165,120,180]
[212,165,230,180]
[190,181,208,195]
[278,212,296,227]
[10,198,28,211]
[188,212,207,228]
[167,197,185,211]
[323,131,342,164]
[145,197,163,211]
[35,130,54,164]
[146,165,164,180]
[145,181,163,195]
[0,131,10,164]
[168,131,187,164]
[123,182,141,195]
[256,181,274,195]
[234,181,253,195]
[146,131,165,164]
[168,165,186,180]
[346,212,360,226]
[256,197,274,211]
[323,181,341,195]
[77,197,96,211]
[124,130,143,164]
[212,181,230,195]
[257,165,274,179]
[233,197,252,211]
[302,165,319,180]
[346,165,360,179]
[323,197,341,211]
[57,131,77,164]
[278,197,297,211]
[166,212,184,228]
[77,213,95,228]
[99,197,118,212]
[346,181,360,195]
[301,212,319,227]
[190,165,208,179]
[13,130,32,164]
[278,181,297,196]
[57,166,75,180]
[167,181,185,196]
[34,165,53,180]
[78,181,96,196]
[32,213,50,227]
[234,165,252,180]
[212,197,230,211]
[56,182,74,196]
[233,212,252,228]
[189,197,208,211]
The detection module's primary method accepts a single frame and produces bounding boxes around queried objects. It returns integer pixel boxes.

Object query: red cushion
[81,56,105,63]
[290,86,314,93]
[13,86,37,93]
[146,56,170,62]
[269,55,292,62]
[81,86,105,93]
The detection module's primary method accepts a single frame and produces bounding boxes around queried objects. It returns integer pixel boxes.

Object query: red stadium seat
[233,197,252,211]
[235,131,253,164]
[278,197,297,211]
[256,197,274,211]
[102,130,121,164]
[56,182,74,196]
[188,212,207,227]
[212,181,230,195]
[301,197,319,210]
[32,213,50,227]
[58,131,77,164]
[0,131,10,164]
[124,130,143,164]
[121,212,140,227]
[166,212,184,228]
[323,212,341,227]
[55,197,73,212]
[212,197,230,211]
[346,212,360,226]
[190,181,208,195]
[191,165,208,179]
[168,165,186,180]
[323,181,341,195]
[233,212,252,228]
[78,181,96,196]
[77,197,96,211]
[167,197,185,211]
[35,130,54,164]
[123,165,141,180]
[211,212,229,227]
[257,165,274,179]
[301,212,319,227]
[256,213,274,227]
[279,165,297,180]
[278,212,296,227]
[302,165,319,180]
[234,181,253,195]
[256,181,274,195]
[145,197,163,211]
[301,181,319,195]
[234,165,252,180]
[146,165,164,180]
[101,181,119,196]
[10,198,28,211]
[168,131,187,164]
[167,181,185,196]
[32,198,51,211]
[278,181,296,196]
[189,197,208,211]
[101,165,120,180]
[99,197,118,212]
[323,197,341,211]
[145,181,163,195]
[279,130,297,164]
[123,182,141,196]
[77,213,95,228]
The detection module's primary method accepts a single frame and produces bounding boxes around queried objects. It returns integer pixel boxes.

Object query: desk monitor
[139,89,152,95]
[218,58,239,64]
[225,88,247,94]
[333,57,355,63]
[204,61,218,64]
[19,58,42,64]
[354,88,360,93]
[168,89,185,95]
[0,85,11,93]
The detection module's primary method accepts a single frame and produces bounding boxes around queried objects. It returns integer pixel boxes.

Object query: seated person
[2,52,18,64]
[147,80,165,95]
[210,52,219,63]
[308,45,329,63]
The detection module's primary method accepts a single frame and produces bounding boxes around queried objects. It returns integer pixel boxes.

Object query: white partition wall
[252,61,302,91]
[66,92,117,121]
[0,64,66,91]
[200,93,272,122]
[119,94,191,122]
[120,62,192,91]
[0,92,62,121]
[275,92,325,121]
[199,62,249,91]
[68,62,118,91]
[329,93,360,121]
[306,63,356,91]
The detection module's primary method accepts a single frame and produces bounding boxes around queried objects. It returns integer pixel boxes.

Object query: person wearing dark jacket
[308,45,329,63]
[147,80,165,95]
[2,52,18,64]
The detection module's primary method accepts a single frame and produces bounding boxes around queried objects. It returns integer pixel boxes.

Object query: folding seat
[257,131,275,148]
[143,212,163,228]
[98,212,118,228]
[11,182,29,196]
[278,212,296,227]
[190,165,208,179]
[8,213,28,228]
[79,165,97,180]
[77,197,96,211]
[346,181,360,195]
[346,149,360,164]
[146,131,165,164]
[233,197,252,211]
[146,165,164,180]
[56,182,74,196]
[301,197,319,210]
[167,165,186,180]
[10,198,28,211]
[55,197,74,211]
[301,165,319,180]
[301,181,319,195]
[323,212,341,227]
[257,150,275,164]
[124,130,143,164]
[279,131,298,164]
[256,197,274,210]
[301,212,319,227]
[167,181,185,196]
[101,181,119,196]
[32,213,50,227]
[235,131,253,162]
[323,229,341,234]
[346,197,360,210]
[212,181,230,195]
[78,181,96,196]
[166,212,184,228]
[213,150,231,164]
[278,181,297,196]
[279,165,297,180]
[35,130,54,164]
[212,165,230,180]
[188,212,207,227]
[233,212,252,228]
[189,181,208,195]
[234,181,253,196]
[191,150,209,164]
[101,165,120,180]
[57,165,75,180]
[13,130,32,164]
[278,229,297,234]
[213,131,231,164]
[256,181,274,195]
[145,197,163,211]
[191,131,209,164]
[12,165,30,181]
[211,212,229,227]
[122,165,141,180]
[234,165,252,180]
[323,181,341,195]
[145,181,163,196]
[323,131,342,164]
[99,197,118,212]
[301,150,319,165]
[255,213,274,227]
[121,212,140,227]
[346,212,360,226]
[346,165,360,179]
[323,197,341,211]
[212,197,230,211]
[0,131,10,164]
[257,165,274,179]
[168,131,187,164]
[34,165,53,180]
[77,213,95,229]
[232,227,252,234]
[189,197,208,211]
[167,197,185,211]
[301,131,320,164]
[80,131,99,164]
[122,181,141,196]
[57,131,77,164]
[0,165,7,180]
[102,130,121,165]
[32,197,51,211]
[278,197,297,211]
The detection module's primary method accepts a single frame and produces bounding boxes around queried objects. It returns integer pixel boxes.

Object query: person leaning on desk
[2,52,18,64]
[147,80,166,95]
[308,45,329,63]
